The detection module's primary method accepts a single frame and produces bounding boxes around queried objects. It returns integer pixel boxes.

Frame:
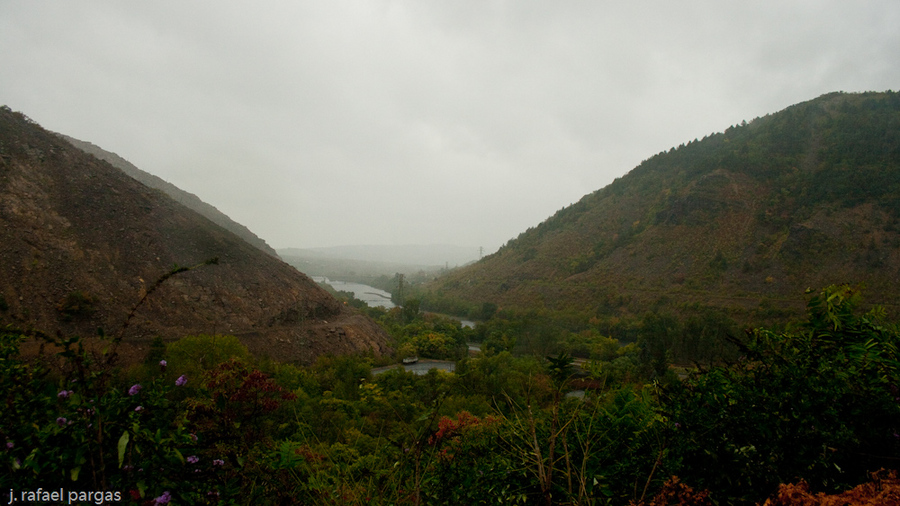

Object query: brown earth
[58,133,280,258]
[0,106,391,364]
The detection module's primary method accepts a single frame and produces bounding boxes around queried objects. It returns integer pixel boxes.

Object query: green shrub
[663,284,900,504]
[0,329,193,502]
[56,291,96,320]
[166,334,250,380]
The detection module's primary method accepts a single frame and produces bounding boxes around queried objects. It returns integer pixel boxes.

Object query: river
[372,359,456,376]
[312,276,396,309]
[312,278,478,331]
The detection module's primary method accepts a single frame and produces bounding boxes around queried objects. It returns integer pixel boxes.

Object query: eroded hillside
[0,106,390,363]
[59,134,280,258]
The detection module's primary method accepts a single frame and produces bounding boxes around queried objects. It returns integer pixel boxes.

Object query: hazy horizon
[278,243,481,267]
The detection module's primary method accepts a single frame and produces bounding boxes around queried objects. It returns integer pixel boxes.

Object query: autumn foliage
[763,470,900,506]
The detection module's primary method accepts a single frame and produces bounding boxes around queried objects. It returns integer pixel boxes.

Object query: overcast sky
[2,2,898,252]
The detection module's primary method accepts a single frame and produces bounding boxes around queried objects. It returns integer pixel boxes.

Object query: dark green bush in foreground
[0,332,192,502]
[663,284,900,504]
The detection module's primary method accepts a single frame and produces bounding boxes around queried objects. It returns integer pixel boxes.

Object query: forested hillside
[424,91,900,327]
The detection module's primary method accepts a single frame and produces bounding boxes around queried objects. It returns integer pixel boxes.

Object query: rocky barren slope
[58,133,279,258]
[0,106,390,364]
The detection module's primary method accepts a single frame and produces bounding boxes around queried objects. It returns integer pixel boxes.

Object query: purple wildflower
[57,390,72,399]
[175,375,187,387]
[128,384,142,396]
[56,417,67,427]
[134,406,144,413]
[212,459,224,466]
[190,433,198,442]
[5,441,13,450]
[153,491,171,504]
[187,455,199,464]
[159,359,167,368]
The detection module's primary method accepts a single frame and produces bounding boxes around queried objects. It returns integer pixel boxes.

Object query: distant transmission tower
[479,246,483,259]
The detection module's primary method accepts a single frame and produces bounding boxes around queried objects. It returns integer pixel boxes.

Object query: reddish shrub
[763,469,900,506]
[629,476,713,506]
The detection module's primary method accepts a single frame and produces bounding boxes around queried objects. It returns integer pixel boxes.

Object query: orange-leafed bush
[763,469,900,506]
[629,477,713,506]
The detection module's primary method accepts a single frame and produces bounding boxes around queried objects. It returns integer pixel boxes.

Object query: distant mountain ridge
[58,134,279,258]
[424,91,900,323]
[0,106,390,364]
[279,244,480,268]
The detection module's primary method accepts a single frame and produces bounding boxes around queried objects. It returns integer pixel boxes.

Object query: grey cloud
[2,1,898,251]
